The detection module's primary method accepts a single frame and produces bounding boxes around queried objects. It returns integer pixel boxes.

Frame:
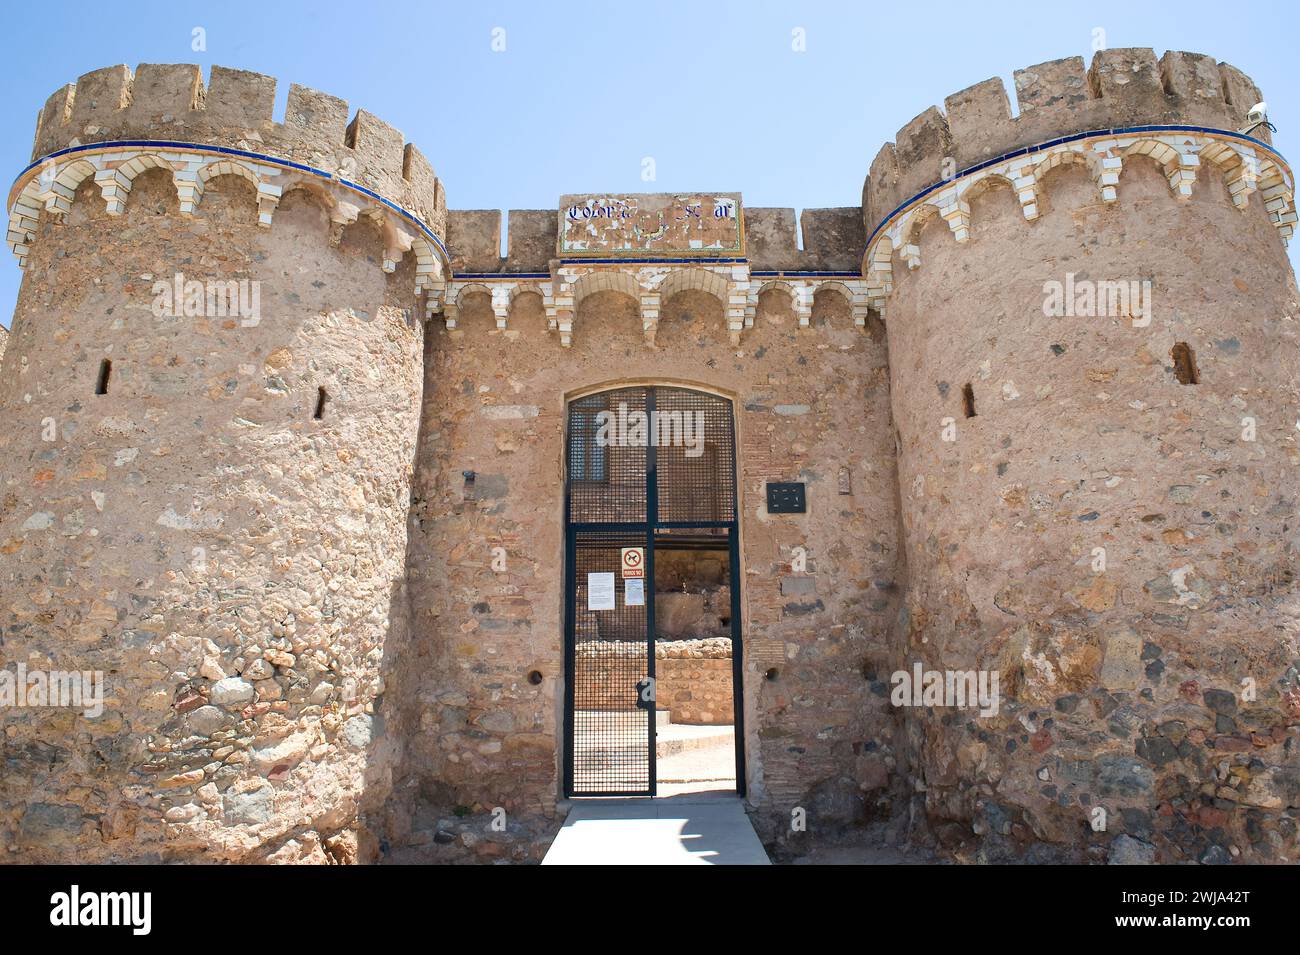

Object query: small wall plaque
[766,482,806,514]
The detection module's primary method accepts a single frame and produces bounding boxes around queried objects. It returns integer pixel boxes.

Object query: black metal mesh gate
[570,529,653,793]
[564,386,738,796]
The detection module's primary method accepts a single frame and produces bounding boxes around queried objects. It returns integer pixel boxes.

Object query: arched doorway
[563,385,744,797]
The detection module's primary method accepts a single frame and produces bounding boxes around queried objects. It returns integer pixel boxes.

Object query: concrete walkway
[542,794,770,865]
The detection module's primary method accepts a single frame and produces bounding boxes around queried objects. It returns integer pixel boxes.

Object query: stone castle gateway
[1,47,1298,864]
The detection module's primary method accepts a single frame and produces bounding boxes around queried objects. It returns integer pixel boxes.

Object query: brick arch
[1119,139,1182,174]
[197,159,261,192]
[454,282,493,309]
[114,153,181,192]
[1028,147,1116,211]
[813,280,854,306]
[356,205,409,260]
[1198,141,1255,209]
[1118,139,1194,198]
[864,234,894,293]
[511,286,544,309]
[50,158,99,202]
[336,207,391,267]
[277,178,340,216]
[6,177,50,266]
[1257,156,1295,236]
[902,202,945,247]
[189,159,263,218]
[1199,143,1293,219]
[89,153,181,216]
[962,172,1025,233]
[1030,148,1099,188]
[1258,156,1291,192]
[410,235,443,292]
[757,279,796,303]
[961,172,1016,204]
[572,269,640,309]
[658,267,728,305]
[355,205,392,230]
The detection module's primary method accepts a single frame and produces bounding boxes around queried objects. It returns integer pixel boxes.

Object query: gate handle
[635,678,653,709]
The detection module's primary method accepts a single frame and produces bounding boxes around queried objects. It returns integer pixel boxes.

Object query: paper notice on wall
[587,572,616,611]
[624,577,645,607]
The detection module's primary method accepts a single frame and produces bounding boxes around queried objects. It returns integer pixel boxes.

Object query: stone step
[657,740,737,784]
[655,724,734,759]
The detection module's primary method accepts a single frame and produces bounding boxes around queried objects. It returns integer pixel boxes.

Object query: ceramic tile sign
[558,193,744,257]
[587,572,615,611]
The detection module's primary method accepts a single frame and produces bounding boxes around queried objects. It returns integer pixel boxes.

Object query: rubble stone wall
[881,50,1300,863]
[389,286,904,859]
[0,68,429,864]
[657,639,735,725]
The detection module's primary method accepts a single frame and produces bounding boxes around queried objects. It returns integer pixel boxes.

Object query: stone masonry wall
[881,52,1300,863]
[0,68,431,863]
[386,284,905,860]
[657,639,734,726]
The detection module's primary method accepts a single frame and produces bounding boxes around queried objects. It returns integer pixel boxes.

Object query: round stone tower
[864,49,1300,862]
[0,64,447,862]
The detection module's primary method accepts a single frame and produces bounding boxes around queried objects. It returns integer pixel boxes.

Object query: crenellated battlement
[856,50,1295,313]
[434,201,871,347]
[443,205,864,275]
[30,64,445,237]
[864,49,1268,232]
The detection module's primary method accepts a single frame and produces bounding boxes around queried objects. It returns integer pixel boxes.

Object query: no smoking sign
[620,547,644,578]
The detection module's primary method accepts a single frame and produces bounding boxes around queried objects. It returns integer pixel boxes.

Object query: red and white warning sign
[620,547,645,578]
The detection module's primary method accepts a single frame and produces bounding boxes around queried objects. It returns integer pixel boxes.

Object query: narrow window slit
[1172,343,1199,385]
[95,359,112,395]
[962,382,977,418]
[313,387,328,419]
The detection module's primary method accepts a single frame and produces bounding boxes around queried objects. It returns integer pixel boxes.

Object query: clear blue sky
[2,0,1297,328]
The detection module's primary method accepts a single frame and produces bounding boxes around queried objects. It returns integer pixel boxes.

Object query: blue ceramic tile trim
[13,139,450,264]
[750,270,862,278]
[555,256,748,265]
[450,268,862,281]
[449,268,861,281]
[453,272,552,280]
[861,124,1291,257]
